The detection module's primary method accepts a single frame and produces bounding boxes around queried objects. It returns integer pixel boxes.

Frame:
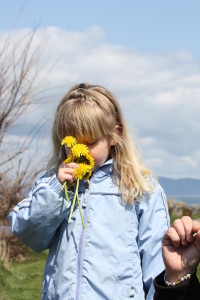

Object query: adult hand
[162,216,200,282]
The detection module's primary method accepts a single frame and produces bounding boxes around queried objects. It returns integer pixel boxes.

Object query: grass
[0,214,200,299]
[0,251,47,300]
[170,213,200,225]
[198,266,200,280]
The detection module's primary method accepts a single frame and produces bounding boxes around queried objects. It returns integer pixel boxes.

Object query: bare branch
[0,26,45,224]
[0,28,42,146]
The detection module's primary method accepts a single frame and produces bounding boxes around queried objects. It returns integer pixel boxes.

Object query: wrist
[165,271,183,283]
[164,271,195,287]
[165,267,196,283]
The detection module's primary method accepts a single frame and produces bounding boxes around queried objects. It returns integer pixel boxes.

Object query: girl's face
[65,136,114,170]
[81,136,113,169]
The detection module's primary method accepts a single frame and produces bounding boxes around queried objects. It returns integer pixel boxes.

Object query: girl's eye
[87,140,98,145]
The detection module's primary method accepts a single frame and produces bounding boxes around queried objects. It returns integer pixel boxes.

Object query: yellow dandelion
[61,136,77,147]
[63,152,73,164]
[60,135,95,230]
[74,163,92,180]
[74,164,86,180]
[72,143,89,158]
[84,169,92,180]
[85,153,95,169]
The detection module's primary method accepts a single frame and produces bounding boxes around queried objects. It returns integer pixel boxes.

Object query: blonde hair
[48,83,153,203]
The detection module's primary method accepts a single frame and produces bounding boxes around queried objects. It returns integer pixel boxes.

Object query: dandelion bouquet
[61,136,94,229]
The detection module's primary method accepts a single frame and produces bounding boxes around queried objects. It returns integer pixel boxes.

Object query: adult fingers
[192,220,200,233]
[193,222,200,254]
[195,229,200,253]
[172,218,188,245]
[181,216,194,243]
[162,227,181,248]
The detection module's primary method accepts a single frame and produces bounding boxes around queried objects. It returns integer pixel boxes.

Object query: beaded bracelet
[164,273,192,286]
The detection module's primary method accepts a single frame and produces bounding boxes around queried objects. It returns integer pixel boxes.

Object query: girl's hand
[162,216,200,282]
[57,163,77,186]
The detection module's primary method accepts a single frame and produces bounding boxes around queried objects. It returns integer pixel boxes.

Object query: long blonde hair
[48,83,153,203]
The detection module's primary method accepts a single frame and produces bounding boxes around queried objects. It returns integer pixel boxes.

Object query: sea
[168,195,200,206]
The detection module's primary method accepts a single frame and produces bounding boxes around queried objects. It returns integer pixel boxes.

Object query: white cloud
[3,26,200,179]
[181,156,197,168]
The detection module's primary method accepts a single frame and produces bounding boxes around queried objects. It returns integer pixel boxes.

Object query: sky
[1,0,200,179]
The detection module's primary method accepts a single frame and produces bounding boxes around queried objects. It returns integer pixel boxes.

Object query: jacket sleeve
[136,183,170,300]
[153,270,200,300]
[8,173,70,253]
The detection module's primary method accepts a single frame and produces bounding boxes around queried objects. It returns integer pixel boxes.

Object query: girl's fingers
[62,167,75,177]
[57,163,77,183]
[61,163,77,170]
[64,174,74,183]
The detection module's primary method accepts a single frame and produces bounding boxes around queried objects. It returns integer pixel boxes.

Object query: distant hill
[158,177,200,196]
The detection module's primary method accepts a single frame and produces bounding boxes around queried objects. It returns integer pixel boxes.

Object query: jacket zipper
[76,166,103,299]
[76,183,90,300]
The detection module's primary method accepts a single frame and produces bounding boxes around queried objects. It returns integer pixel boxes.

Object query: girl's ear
[115,124,123,135]
[111,124,123,145]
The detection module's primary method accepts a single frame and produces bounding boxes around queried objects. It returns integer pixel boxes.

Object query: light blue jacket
[9,160,170,300]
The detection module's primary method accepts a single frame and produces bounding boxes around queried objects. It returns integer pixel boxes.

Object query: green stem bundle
[67,179,85,229]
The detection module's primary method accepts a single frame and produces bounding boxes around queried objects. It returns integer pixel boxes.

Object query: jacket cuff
[49,175,62,195]
[153,270,200,300]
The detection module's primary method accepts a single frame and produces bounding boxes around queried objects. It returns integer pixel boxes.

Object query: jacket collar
[78,159,114,193]
[92,158,113,179]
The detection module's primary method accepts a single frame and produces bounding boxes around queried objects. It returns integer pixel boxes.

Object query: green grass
[191,212,200,220]
[198,266,200,280]
[170,213,200,225]
[170,214,181,224]
[0,251,47,300]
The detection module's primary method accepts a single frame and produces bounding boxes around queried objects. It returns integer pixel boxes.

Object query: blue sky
[1,0,200,56]
[1,0,200,179]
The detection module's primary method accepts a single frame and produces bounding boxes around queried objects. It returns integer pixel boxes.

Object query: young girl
[9,83,170,300]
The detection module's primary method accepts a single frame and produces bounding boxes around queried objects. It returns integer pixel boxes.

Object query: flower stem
[64,183,70,202]
[61,181,66,191]
[61,182,69,202]
[68,178,79,224]
[76,179,85,230]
